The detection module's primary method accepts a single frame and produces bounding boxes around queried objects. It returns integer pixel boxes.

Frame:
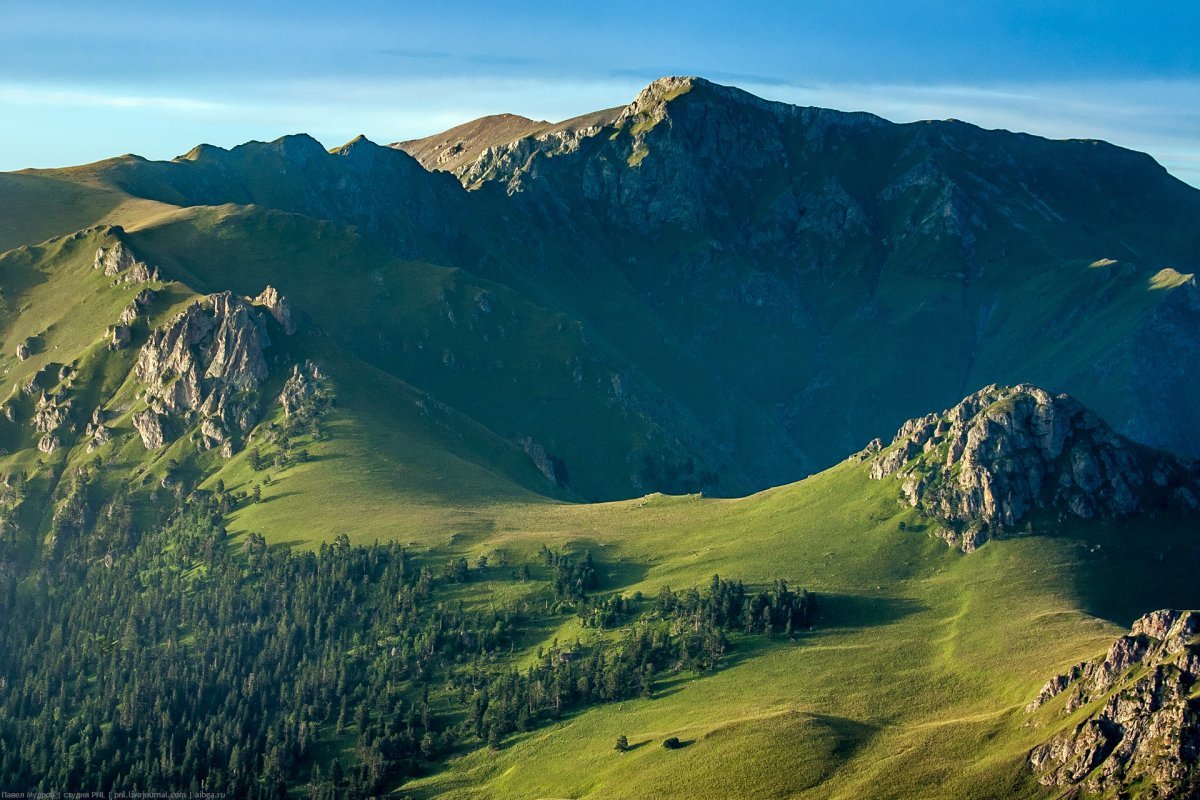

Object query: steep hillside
[2,374,1197,798]
[0,227,568,564]
[4,75,1200,503]
[399,76,1200,471]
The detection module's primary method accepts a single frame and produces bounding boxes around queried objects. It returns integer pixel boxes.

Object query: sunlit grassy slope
[201,412,1200,799]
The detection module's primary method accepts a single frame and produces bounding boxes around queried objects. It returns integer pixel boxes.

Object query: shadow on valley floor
[600,558,652,592]
[815,592,926,630]
[1064,514,1200,626]
[262,490,303,504]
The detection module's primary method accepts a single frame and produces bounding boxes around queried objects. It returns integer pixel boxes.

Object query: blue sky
[3,1,1199,185]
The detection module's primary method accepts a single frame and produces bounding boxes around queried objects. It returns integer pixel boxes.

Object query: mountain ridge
[3,76,1199,503]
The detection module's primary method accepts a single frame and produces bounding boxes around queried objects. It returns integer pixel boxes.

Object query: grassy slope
[117,203,744,500]
[0,217,564,553]
[372,464,1198,800]
[169,394,1197,800]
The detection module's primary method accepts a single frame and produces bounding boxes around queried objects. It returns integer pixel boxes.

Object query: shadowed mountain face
[3,76,1199,501]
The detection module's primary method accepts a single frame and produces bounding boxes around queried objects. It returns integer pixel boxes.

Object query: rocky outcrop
[253,285,297,335]
[134,292,270,454]
[15,340,31,361]
[94,242,135,276]
[119,288,157,326]
[94,241,159,283]
[279,361,324,417]
[31,392,71,453]
[1028,610,1200,798]
[132,409,166,450]
[518,435,567,486]
[866,385,1200,547]
[33,392,70,434]
[84,407,111,452]
[108,324,131,350]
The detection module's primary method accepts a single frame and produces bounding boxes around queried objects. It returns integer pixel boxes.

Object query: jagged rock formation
[94,241,135,276]
[108,324,131,350]
[31,392,71,454]
[131,409,166,450]
[443,109,620,193]
[1028,610,1200,798]
[133,291,270,453]
[15,340,31,361]
[94,241,159,283]
[119,288,156,326]
[278,361,324,417]
[33,392,70,435]
[84,407,111,453]
[865,385,1200,549]
[254,285,297,335]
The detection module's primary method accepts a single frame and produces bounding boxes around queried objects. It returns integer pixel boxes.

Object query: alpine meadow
[1,12,1199,799]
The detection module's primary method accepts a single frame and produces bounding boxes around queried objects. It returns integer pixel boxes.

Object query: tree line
[0,491,815,798]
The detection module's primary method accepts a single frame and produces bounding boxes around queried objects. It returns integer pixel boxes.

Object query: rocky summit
[864,384,1200,550]
[1028,610,1200,798]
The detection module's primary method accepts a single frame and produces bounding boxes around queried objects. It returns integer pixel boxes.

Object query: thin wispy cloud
[0,84,225,112]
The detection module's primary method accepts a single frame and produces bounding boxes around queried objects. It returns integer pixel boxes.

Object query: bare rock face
[119,288,157,326]
[33,392,70,434]
[85,407,111,452]
[279,361,324,417]
[134,291,270,453]
[518,435,567,486]
[85,424,111,453]
[253,285,297,335]
[108,324,131,350]
[1027,610,1200,798]
[15,340,31,361]
[31,392,71,454]
[126,261,159,284]
[865,385,1200,548]
[131,409,166,450]
[94,241,159,283]
[94,242,136,276]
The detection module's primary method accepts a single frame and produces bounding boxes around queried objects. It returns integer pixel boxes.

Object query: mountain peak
[330,133,379,155]
[177,143,228,162]
[265,133,328,160]
[392,113,553,173]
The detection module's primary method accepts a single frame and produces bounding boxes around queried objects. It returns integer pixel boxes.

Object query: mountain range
[0,76,1197,799]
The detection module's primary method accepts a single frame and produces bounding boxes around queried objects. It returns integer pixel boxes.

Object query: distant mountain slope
[3,75,1199,502]
[394,106,623,187]
[395,76,1200,468]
